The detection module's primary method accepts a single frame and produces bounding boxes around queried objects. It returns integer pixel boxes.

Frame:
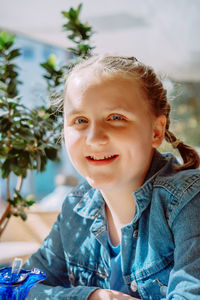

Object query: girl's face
[64,71,165,192]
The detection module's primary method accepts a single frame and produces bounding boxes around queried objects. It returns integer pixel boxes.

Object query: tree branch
[16,175,23,192]
[0,203,11,236]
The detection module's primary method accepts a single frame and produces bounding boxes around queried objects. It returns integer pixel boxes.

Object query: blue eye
[109,115,124,121]
[74,118,87,124]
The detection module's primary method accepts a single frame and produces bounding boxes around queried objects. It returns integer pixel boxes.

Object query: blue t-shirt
[108,236,129,294]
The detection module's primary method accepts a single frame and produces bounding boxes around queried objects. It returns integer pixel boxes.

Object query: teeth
[90,155,115,160]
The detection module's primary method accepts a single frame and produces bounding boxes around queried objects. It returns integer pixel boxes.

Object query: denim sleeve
[166,192,200,299]
[23,212,99,300]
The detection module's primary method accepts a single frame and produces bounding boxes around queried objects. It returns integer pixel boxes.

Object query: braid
[138,65,200,170]
[139,66,200,170]
[165,129,200,170]
[66,55,200,171]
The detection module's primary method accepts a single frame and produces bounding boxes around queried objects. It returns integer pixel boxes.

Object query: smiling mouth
[86,154,119,161]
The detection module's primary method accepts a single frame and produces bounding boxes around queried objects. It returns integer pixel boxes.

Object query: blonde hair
[64,55,200,171]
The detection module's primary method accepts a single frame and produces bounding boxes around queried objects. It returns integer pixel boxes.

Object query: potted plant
[0,3,94,237]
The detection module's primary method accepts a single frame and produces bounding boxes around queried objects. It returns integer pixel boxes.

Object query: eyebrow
[106,106,130,113]
[105,106,133,116]
[66,109,84,116]
[68,106,130,113]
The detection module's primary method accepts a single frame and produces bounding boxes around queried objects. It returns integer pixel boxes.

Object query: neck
[101,187,136,246]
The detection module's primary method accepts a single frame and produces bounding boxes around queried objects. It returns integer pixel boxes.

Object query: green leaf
[13,167,27,177]
[47,54,57,68]
[7,81,18,98]
[40,155,47,172]
[13,188,23,199]
[6,70,18,79]
[5,63,20,72]
[26,200,35,206]
[16,151,30,168]
[76,3,83,17]
[40,63,55,75]
[0,144,8,157]
[69,8,77,19]
[61,11,70,19]
[7,49,21,60]
[1,159,11,178]
[12,139,27,150]
[26,194,35,201]
[45,147,58,160]
[0,118,12,132]
[19,209,27,221]
[0,31,15,47]
[8,100,19,109]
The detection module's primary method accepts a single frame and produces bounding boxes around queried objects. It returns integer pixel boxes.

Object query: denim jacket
[24,150,200,300]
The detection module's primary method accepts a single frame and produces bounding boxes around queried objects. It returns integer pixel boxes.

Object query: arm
[23,212,98,300]
[167,192,200,299]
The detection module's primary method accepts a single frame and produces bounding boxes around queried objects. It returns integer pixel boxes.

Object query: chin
[85,176,117,190]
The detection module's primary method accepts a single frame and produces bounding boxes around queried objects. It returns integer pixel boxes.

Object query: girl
[24,55,200,300]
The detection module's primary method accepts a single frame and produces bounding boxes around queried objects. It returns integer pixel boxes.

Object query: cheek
[64,128,82,157]
[64,129,87,177]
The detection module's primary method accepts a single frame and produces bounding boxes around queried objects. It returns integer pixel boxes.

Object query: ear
[152,115,166,148]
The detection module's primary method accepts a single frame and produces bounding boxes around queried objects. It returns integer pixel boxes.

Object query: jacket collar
[73,186,105,219]
[133,150,173,222]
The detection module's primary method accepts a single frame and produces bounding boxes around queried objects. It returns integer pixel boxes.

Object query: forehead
[65,70,149,112]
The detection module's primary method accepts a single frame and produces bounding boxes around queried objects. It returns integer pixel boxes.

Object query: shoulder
[153,157,200,226]
[147,151,200,199]
[154,165,200,198]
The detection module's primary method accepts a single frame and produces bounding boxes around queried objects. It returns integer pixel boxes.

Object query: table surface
[0,241,40,264]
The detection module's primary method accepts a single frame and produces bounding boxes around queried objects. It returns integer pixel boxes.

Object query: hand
[88,289,140,300]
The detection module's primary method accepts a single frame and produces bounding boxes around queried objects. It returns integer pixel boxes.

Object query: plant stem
[16,175,23,191]
[0,203,11,236]
[6,175,10,200]
[0,175,24,237]
[0,176,12,237]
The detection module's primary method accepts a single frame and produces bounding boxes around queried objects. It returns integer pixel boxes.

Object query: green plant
[62,3,94,58]
[41,3,95,95]
[40,54,66,93]
[0,3,95,237]
[0,31,61,236]
[0,30,21,98]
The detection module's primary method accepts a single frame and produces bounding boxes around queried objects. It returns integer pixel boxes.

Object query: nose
[86,122,109,146]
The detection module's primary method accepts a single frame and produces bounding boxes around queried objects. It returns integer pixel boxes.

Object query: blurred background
[0,0,199,264]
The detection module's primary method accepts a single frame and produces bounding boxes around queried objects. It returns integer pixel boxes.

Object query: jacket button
[160,285,167,296]
[130,280,138,292]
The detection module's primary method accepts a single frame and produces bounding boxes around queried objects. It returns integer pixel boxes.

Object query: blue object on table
[0,267,47,300]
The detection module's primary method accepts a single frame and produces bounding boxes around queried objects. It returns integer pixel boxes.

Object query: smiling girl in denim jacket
[24,55,200,300]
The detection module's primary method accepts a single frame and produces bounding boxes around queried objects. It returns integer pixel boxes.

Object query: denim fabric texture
[24,150,200,300]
